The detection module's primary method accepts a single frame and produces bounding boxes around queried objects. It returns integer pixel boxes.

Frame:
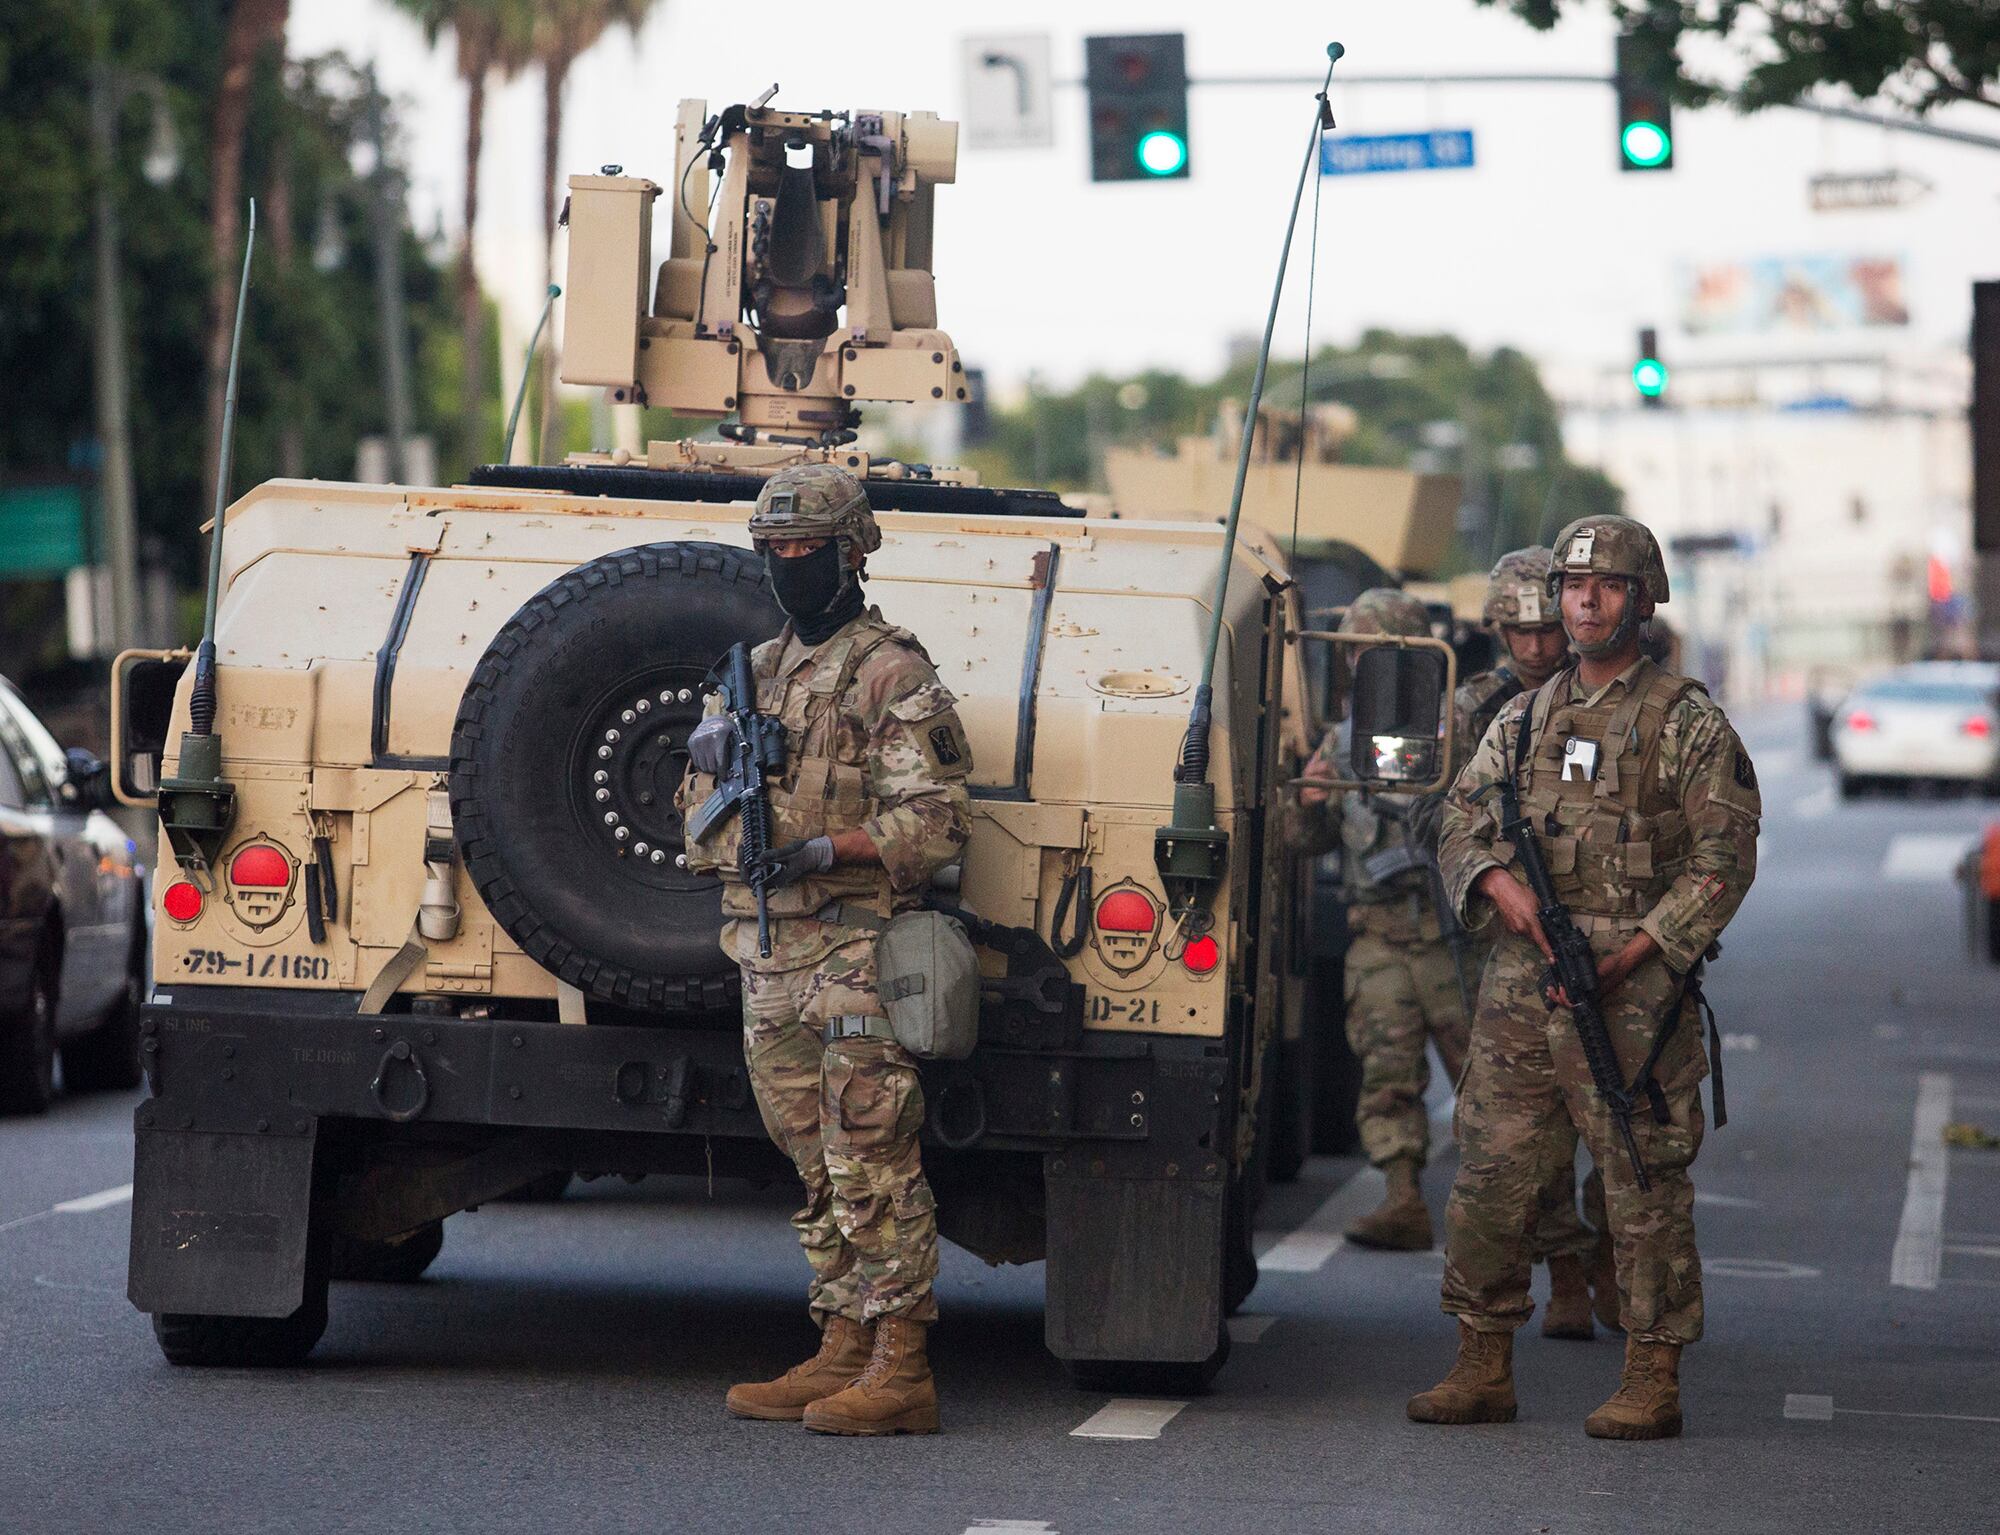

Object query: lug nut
[595,787,611,803]
[614,826,630,842]
[593,770,608,784]
[633,841,650,856]
[650,849,667,864]
[659,690,674,705]
[675,853,689,869]
[620,709,635,724]
[604,728,621,743]
[677,688,692,703]
[597,745,612,760]
[635,698,650,713]
[604,811,619,826]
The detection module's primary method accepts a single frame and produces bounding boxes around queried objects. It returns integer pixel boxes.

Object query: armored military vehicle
[113,94,1447,1387]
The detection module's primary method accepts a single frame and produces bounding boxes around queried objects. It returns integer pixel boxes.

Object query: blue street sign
[1320,129,1476,177]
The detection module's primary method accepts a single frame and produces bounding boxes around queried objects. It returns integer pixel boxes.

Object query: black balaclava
[770,540,864,645]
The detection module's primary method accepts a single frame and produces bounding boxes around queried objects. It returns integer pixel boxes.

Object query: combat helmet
[1339,587,1430,638]
[747,464,882,557]
[1547,515,1669,604]
[1484,547,1558,629]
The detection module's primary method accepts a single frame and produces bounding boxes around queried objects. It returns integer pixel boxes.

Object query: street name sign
[1321,129,1476,177]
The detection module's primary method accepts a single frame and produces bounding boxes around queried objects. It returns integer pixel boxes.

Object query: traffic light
[1615,27,1675,172]
[1085,34,1190,183]
[1634,327,1668,407]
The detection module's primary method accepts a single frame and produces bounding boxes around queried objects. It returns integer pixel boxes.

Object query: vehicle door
[0,687,120,1030]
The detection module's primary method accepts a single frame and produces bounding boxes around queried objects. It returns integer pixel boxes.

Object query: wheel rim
[564,666,717,896]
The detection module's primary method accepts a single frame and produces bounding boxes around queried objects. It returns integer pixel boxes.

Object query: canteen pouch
[876,910,980,1060]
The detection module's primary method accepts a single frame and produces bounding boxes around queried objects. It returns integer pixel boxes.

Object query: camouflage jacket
[1293,721,1430,911]
[678,608,973,962]
[1438,657,1760,974]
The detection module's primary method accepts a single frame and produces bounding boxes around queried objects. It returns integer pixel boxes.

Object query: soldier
[1447,548,1608,1342]
[679,464,973,1436]
[1408,515,1759,1440]
[1297,589,1467,1251]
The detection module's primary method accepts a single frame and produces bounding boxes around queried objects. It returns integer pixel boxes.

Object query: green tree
[529,0,661,463]
[1478,1,1999,116]
[393,0,533,471]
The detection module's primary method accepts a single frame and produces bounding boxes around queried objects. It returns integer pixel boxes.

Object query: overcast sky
[290,0,2000,397]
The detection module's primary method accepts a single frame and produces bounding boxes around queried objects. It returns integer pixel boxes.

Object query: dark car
[0,674,149,1112]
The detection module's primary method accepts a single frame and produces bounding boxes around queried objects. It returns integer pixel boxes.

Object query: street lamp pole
[88,59,143,653]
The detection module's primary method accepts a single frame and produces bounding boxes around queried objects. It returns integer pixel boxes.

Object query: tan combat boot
[1584,1337,1683,1440]
[1345,1159,1434,1251]
[1541,1253,1596,1341]
[1407,1322,1518,1424]
[725,1315,874,1421]
[803,1314,941,1436]
[1590,1229,1623,1332]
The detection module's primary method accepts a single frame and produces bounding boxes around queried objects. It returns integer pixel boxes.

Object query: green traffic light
[1622,119,1671,168]
[1136,129,1188,176]
[1633,358,1669,397]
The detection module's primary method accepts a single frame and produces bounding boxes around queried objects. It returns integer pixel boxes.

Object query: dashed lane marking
[1785,1394,2000,1427]
[1793,785,1835,819]
[1256,1168,1380,1273]
[1705,1257,1821,1280]
[1694,1191,1761,1209]
[1891,1072,1953,1291]
[52,1184,132,1215]
[1881,834,1973,883]
[963,1524,1056,1532]
[1944,1244,2000,1259]
[1227,1314,1277,1343]
[1721,1033,1760,1052]
[0,1183,135,1235]
[1070,1400,1188,1441]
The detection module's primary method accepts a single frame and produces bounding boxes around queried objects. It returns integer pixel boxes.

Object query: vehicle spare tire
[450,541,781,1012]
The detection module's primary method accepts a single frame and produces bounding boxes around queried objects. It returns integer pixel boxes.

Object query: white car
[1832,662,2000,797]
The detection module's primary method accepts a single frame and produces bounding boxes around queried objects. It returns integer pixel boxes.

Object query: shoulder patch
[1733,749,1756,790]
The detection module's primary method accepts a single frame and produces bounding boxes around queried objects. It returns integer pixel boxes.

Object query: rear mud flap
[1043,1163,1224,1362]
[126,1117,318,1318]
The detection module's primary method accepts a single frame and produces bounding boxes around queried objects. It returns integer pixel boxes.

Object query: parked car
[0,674,148,1113]
[1832,662,2000,798]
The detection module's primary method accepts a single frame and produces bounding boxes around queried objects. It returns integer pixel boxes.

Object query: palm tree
[530,0,660,463]
[395,0,533,473]
[201,0,291,523]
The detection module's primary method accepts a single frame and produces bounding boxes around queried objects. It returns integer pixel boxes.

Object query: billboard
[1680,254,1910,336]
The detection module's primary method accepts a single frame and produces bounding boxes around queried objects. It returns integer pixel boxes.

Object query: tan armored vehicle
[113,94,1448,1386]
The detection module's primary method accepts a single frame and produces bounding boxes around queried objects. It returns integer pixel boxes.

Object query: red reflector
[1182,935,1221,974]
[229,844,291,888]
[162,881,203,923]
[1095,889,1158,933]
[1845,710,1876,732]
[1964,716,1993,738]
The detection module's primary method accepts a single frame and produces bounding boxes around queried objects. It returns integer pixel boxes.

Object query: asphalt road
[5,712,1999,1534]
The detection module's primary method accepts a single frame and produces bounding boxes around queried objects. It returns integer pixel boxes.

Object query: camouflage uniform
[1435,528,1760,1349]
[680,471,972,1330]
[1297,591,1467,1183]
[1442,550,1599,1272]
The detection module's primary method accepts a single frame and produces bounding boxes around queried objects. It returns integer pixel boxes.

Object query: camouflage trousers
[1443,928,1707,1344]
[1343,916,1470,1170]
[737,927,939,1327]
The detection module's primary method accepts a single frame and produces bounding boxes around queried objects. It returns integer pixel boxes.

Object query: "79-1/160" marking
[181,949,331,981]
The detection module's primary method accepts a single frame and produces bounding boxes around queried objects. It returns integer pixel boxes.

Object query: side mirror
[110,648,191,807]
[1290,629,1457,796]
[61,747,114,812]
[1348,644,1449,786]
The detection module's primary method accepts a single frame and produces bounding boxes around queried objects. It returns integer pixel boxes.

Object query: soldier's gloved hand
[686,714,738,776]
[760,836,835,890]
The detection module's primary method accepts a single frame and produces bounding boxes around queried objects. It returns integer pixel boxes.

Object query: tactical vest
[714,614,911,922]
[1513,659,1705,920]
[1463,666,1521,749]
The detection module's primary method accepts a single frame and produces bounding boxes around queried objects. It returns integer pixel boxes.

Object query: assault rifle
[1489,730,1651,1191]
[686,642,786,957]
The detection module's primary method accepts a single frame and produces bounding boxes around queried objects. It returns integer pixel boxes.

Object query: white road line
[1694,1191,1761,1209]
[1794,785,1835,819]
[1071,1399,1187,1440]
[1227,1314,1277,1343]
[1784,1394,2000,1427]
[0,1182,135,1234]
[1256,1168,1381,1273]
[52,1184,132,1215]
[1721,1033,1760,1052]
[1881,834,1973,883]
[1944,1244,2000,1260]
[963,1523,1055,1532]
[1891,1072,1953,1291]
